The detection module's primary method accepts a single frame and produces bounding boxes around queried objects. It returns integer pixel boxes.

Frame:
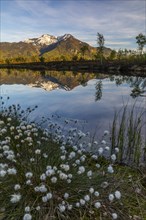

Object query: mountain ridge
[0,33,112,62]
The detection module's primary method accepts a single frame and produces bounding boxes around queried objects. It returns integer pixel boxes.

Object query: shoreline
[0,60,146,77]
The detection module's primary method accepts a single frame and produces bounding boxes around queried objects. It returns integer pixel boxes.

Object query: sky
[1,0,146,50]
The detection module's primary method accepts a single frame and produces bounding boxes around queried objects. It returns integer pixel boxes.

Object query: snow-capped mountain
[22,33,97,56]
[24,34,72,46]
[0,33,111,61]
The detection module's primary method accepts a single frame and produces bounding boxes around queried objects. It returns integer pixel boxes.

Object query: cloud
[1,0,145,49]
[106,41,131,45]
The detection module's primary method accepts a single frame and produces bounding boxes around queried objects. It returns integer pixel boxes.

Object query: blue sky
[1,0,146,50]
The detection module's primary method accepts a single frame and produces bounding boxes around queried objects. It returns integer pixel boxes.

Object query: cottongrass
[0,99,138,220]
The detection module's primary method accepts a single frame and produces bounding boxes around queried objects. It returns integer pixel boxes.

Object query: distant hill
[0,34,112,62]
[0,42,40,59]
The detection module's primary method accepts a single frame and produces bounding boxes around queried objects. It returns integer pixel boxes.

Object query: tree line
[97,33,146,64]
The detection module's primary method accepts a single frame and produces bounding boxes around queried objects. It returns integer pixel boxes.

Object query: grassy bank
[0,102,146,220]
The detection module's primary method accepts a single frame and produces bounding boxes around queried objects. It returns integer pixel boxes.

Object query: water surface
[0,69,145,136]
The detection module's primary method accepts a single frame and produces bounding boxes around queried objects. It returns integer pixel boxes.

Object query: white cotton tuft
[23,213,32,220]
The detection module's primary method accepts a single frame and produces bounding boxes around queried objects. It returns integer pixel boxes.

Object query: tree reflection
[130,86,143,98]
[115,78,123,86]
[130,77,146,98]
[109,75,146,98]
[40,70,46,76]
[80,73,88,87]
[95,80,102,101]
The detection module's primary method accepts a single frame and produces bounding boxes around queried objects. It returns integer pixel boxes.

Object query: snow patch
[58,34,72,42]
[24,34,58,46]
[24,33,73,46]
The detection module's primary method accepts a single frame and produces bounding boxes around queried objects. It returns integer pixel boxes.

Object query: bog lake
[0,68,146,137]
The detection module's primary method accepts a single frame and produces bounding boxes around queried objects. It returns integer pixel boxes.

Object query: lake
[0,68,145,137]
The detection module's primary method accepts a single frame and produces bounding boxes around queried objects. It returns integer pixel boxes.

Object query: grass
[0,101,146,220]
[110,103,146,167]
[111,166,146,220]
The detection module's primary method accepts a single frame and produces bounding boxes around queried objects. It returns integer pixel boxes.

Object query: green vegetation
[109,50,116,60]
[39,56,45,63]
[136,33,146,55]
[0,99,146,220]
[80,45,89,59]
[97,33,105,64]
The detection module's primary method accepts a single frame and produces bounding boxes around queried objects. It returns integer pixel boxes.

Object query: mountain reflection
[0,69,146,97]
[0,69,101,91]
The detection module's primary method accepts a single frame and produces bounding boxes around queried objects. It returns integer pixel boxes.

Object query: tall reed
[111,103,146,166]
